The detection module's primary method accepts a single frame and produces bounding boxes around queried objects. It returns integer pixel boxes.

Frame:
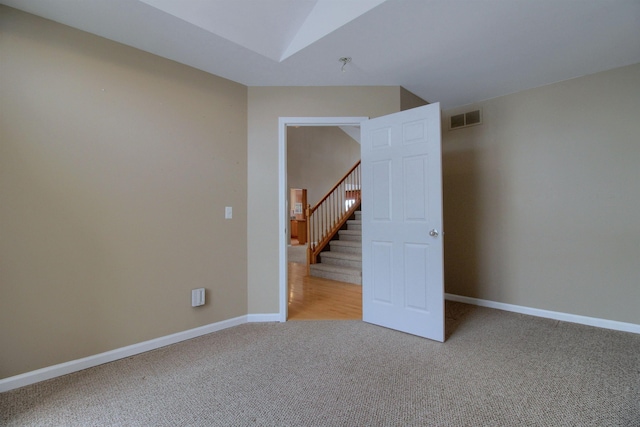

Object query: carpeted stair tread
[320,252,362,261]
[329,240,361,248]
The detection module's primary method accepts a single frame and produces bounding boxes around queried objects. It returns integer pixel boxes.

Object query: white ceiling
[2,0,640,109]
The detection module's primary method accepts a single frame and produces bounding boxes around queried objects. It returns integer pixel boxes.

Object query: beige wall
[247,86,402,314]
[442,63,640,324]
[0,7,248,378]
[400,87,428,111]
[287,126,361,206]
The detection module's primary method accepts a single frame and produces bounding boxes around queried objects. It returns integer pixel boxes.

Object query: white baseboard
[0,314,278,393]
[246,313,281,322]
[445,293,640,334]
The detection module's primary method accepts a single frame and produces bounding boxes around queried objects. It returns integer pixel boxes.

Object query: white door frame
[278,116,368,321]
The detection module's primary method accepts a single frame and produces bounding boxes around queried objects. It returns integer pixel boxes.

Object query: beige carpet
[1,302,639,426]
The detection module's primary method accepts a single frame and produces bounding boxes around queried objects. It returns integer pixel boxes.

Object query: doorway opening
[278,117,368,321]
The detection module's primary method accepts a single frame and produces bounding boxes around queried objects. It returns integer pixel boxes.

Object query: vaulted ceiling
[3,0,639,109]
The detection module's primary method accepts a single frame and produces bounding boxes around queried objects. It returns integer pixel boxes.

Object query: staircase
[309,210,362,285]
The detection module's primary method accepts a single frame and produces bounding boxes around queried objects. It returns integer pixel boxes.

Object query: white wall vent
[449,109,482,130]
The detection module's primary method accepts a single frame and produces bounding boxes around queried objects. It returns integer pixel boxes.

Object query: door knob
[429,229,439,237]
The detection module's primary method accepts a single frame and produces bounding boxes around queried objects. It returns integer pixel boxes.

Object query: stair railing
[306,160,361,267]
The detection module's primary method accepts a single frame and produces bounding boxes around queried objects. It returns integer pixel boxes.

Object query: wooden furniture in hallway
[287,262,362,320]
[290,188,307,244]
[290,219,307,245]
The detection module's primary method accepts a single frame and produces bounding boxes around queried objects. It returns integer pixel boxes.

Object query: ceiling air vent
[449,109,482,130]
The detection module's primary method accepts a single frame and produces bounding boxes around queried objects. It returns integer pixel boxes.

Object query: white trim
[445,293,640,334]
[0,314,277,392]
[278,117,368,323]
[246,313,280,322]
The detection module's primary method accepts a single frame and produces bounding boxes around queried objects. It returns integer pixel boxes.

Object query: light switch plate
[191,288,205,307]
[225,206,232,219]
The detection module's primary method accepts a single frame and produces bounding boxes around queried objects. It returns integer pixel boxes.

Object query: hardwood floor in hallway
[287,262,362,320]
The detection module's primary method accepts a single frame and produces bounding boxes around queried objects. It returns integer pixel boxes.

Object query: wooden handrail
[309,161,361,218]
[306,161,361,268]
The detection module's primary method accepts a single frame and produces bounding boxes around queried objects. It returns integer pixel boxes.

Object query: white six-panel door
[361,103,444,341]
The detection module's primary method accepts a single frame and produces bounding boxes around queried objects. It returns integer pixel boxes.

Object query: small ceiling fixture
[339,57,352,72]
